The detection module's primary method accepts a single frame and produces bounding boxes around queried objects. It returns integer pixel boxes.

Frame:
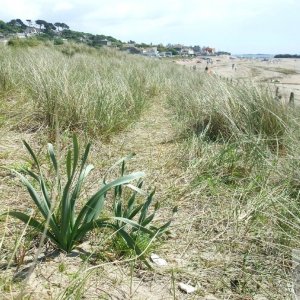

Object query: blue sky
[1,0,299,54]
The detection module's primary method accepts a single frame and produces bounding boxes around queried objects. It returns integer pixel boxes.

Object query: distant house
[171,44,183,52]
[99,39,112,46]
[24,27,40,36]
[203,47,216,55]
[16,33,26,39]
[143,47,159,57]
[181,48,195,56]
[122,46,142,54]
[159,51,173,57]
[123,43,135,48]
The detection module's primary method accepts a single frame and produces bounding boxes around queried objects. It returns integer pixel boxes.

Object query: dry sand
[176,56,300,104]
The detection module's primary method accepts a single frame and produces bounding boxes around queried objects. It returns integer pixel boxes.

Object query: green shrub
[54,38,64,45]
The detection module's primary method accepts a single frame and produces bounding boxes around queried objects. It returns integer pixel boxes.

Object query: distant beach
[176,55,300,104]
[233,54,275,59]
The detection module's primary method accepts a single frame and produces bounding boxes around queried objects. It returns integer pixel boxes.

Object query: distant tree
[169,48,179,55]
[45,22,56,31]
[35,19,47,30]
[7,19,26,29]
[135,42,150,48]
[157,44,168,52]
[16,19,26,28]
[193,45,201,52]
[54,22,62,31]
[26,19,32,27]
[0,20,17,34]
[61,23,69,30]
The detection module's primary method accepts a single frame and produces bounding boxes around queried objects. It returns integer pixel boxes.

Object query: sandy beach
[176,56,300,104]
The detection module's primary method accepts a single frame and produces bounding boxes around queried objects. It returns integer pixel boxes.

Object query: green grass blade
[69,164,94,227]
[3,211,58,244]
[48,143,58,173]
[116,228,152,269]
[141,213,156,227]
[74,172,145,229]
[22,168,40,182]
[103,153,136,183]
[66,150,72,180]
[23,140,41,171]
[72,134,79,175]
[72,218,112,246]
[13,170,50,220]
[151,220,172,237]
[78,142,91,174]
[125,180,143,217]
[138,189,155,224]
[128,204,143,219]
[113,217,154,235]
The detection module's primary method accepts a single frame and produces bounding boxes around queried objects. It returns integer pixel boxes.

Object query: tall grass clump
[7,37,42,48]
[0,46,18,93]
[1,44,165,136]
[167,74,294,144]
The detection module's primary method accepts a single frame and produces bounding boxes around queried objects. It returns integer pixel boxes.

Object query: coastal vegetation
[0,41,300,298]
[275,54,300,58]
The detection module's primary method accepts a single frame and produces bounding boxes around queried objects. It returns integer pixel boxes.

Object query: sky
[1,0,300,54]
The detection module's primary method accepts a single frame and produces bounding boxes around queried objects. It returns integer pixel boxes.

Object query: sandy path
[0,98,196,300]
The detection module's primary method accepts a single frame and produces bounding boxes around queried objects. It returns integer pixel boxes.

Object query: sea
[233,54,274,59]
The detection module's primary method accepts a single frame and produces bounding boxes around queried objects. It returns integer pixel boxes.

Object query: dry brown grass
[1,49,299,299]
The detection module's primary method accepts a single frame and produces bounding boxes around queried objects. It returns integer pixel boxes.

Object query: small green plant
[2,135,172,264]
[110,160,177,258]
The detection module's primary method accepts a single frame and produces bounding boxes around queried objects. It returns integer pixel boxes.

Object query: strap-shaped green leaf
[103,153,136,183]
[3,211,58,244]
[151,220,172,237]
[127,204,143,219]
[48,143,58,173]
[138,189,155,224]
[73,219,112,245]
[23,140,41,171]
[22,168,39,182]
[141,212,156,227]
[66,149,72,180]
[69,164,94,228]
[72,134,79,175]
[13,171,50,220]
[112,217,154,235]
[79,142,91,174]
[75,172,145,229]
[116,228,152,269]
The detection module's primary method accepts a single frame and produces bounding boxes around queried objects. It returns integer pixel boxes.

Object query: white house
[181,48,195,56]
[143,47,159,57]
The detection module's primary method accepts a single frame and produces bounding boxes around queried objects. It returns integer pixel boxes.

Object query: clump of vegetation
[2,135,173,265]
[7,37,41,47]
[0,45,165,136]
[167,74,293,144]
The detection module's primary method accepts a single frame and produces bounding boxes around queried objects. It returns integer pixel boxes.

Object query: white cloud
[1,0,299,53]
[53,2,74,12]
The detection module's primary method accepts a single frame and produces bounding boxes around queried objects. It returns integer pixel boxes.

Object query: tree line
[0,19,69,35]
